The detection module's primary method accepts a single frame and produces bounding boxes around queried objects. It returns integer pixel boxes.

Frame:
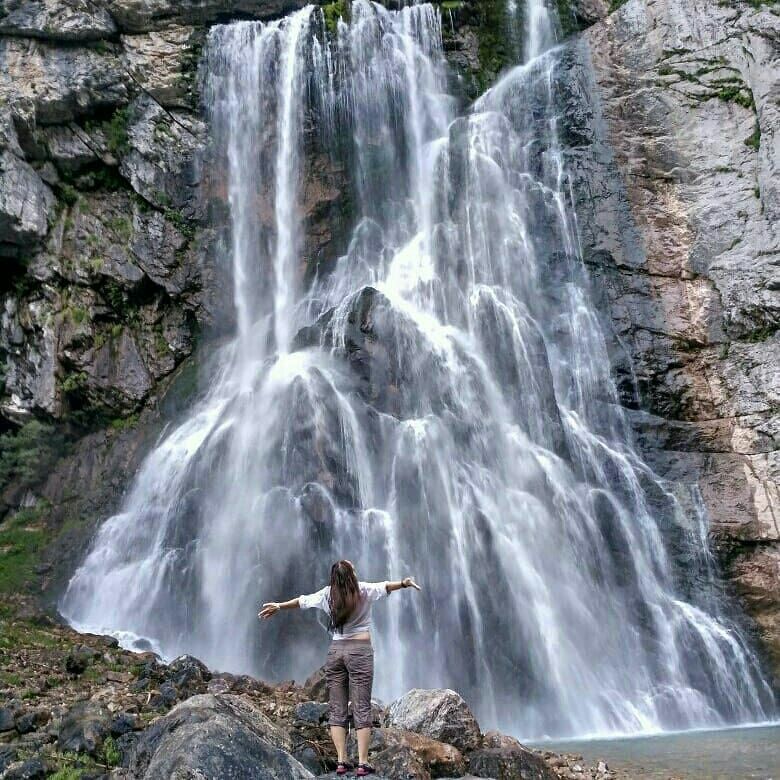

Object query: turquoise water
[536,724,780,779]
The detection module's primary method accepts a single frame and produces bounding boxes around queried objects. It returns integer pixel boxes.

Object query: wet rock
[109,711,139,737]
[558,0,780,670]
[0,0,117,41]
[2,757,48,779]
[65,643,100,675]
[56,700,111,753]
[301,666,328,702]
[14,709,50,735]
[0,707,16,732]
[121,25,202,109]
[120,94,205,216]
[126,693,312,779]
[165,654,212,696]
[0,746,19,774]
[0,148,55,253]
[386,688,481,753]
[468,744,559,780]
[104,0,308,33]
[0,38,127,124]
[294,700,329,725]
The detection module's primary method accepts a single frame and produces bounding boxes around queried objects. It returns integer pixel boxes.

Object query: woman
[259,560,421,776]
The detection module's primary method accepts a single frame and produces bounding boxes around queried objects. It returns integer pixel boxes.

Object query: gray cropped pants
[324,638,374,729]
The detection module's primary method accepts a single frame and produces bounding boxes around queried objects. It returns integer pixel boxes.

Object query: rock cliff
[558,0,779,680]
[0,0,777,702]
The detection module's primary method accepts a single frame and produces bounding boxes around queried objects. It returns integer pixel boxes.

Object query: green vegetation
[0,502,49,594]
[0,421,66,495]
[109,413,139,432]
[103,737,120,768]
[474,0,513,93]
[108,215,133,242]
[608,0,629,11]
[105,107,130,156]
[64,305,89,326]
[323,0,349,34]
[60,371,89,396]
[745,121,761,149]
[57,183,80,207]
[744,324,777,342]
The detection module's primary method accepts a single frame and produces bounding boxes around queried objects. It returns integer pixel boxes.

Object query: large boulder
[386,688,481,753]
[468,744,559,780]
[0,148,54,253]
[56,700,111,754]
[348,727,465,780]
[126,693,313,779]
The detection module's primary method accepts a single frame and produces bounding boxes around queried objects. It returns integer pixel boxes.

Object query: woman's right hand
[258,602,281,620]
[402,577,421,591]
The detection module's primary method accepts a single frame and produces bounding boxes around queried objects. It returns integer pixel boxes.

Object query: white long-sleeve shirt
[298,581,390,640]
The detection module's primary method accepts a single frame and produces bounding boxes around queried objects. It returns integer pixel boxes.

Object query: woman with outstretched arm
[259,559,421,776]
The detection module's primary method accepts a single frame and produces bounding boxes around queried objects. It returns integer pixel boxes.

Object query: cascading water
[61,0,776,739]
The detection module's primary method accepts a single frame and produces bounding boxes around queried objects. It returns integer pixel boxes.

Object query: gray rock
[0,38,127,124]
[104,0,308,33]
[13,709,49,735]
[120,94,205,216]
[347,726,466,780]
[0,148,54,252]
[1,757,48,779]
[121,25,202,109]
[41,125,98,174]
[386,688,481,753]
[165,654,212,696]
[294,700,329,725]
[0,707,15,732]
[0,0,117,41]
[56,700,111,753]
[127,693,313,779]
[301,665,328,703]
[558,0,780,671]
[467,746,558,780]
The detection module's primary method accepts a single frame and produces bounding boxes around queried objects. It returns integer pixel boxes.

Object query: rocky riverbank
[0,597,617,780]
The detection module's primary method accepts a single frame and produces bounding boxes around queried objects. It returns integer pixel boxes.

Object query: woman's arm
[385,577,421,594]
[258,598,299,619]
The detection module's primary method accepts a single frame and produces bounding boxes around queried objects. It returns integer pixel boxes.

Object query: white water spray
[61,1,775,738]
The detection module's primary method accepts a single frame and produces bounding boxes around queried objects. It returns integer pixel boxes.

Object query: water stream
[60,0,775,739]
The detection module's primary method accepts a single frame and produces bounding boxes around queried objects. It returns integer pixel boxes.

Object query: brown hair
[328,560,361,633]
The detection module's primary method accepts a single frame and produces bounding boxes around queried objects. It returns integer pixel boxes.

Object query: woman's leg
[324,646,350,763]
[346,643,375,766]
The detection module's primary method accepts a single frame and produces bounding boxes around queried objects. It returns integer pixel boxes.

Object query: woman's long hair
[328,560,361,633]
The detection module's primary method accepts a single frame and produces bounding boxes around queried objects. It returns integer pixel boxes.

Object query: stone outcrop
[386,688,483,754]
[554,0,779,680]
[125,694,313,779]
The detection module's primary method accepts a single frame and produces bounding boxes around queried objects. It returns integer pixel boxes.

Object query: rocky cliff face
[558,0,779,680]
[0,0,778,690]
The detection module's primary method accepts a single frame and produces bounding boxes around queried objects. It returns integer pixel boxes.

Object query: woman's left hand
[402,577,421,591]
[258,602,281,620]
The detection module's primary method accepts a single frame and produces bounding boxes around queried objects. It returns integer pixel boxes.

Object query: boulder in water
[386,688,481,753]
[126,693,312,779]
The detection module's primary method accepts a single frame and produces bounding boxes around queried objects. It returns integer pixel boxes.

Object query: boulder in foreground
[125,693,313,779]
[386,688,482,753]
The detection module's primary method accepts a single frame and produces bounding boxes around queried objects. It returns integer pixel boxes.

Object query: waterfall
[60,1,775,739]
